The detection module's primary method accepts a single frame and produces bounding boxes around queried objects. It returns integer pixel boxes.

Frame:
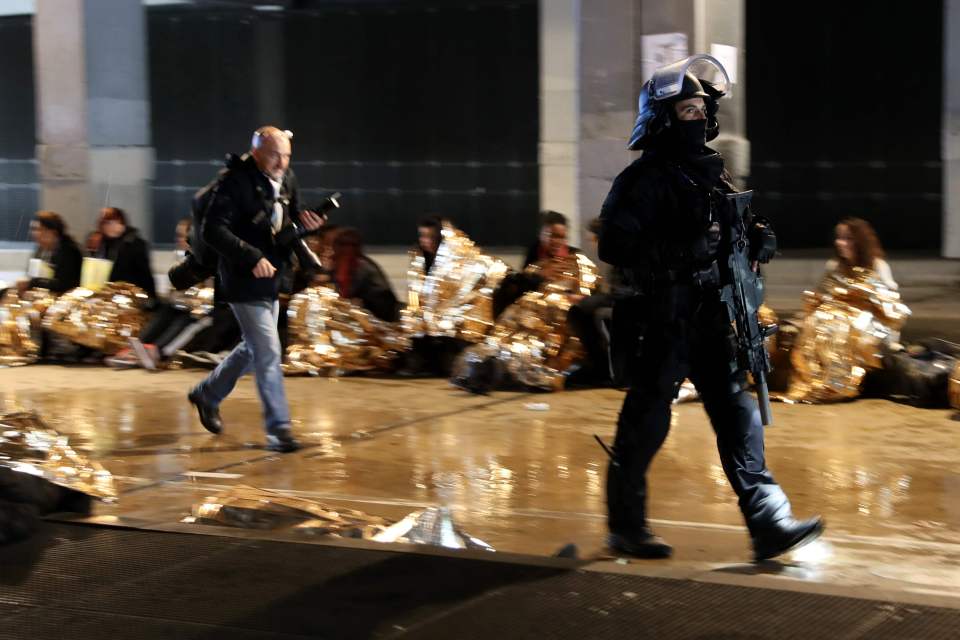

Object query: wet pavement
[2,365,959,606]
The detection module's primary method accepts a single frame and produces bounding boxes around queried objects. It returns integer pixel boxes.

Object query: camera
[168,250,216,291]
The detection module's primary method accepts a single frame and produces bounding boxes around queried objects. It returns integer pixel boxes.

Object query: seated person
[400,217,508,376]
[1,211,83,364]
[417,216,442,276]
[452,233,599,393]
[86,207,157,300]
[18,210,83,295]
[494,210,580,316]
[784,217,909,402]
[327,227,399,322]
[284,227,405,375]
[108,218,240,368]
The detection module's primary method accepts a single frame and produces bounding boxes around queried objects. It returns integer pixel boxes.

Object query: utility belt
[622,260,720,296]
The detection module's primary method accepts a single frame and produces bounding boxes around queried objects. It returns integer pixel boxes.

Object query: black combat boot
[752,516,824,562]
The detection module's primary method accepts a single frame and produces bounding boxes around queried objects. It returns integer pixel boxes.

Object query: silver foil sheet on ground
[0,411,116,502]
[184,486,493,551]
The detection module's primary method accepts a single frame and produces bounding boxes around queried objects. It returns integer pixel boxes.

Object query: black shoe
[188,390,223,434]
[752,517,825,562]
[266,431,300,453]
[607,529,673,559]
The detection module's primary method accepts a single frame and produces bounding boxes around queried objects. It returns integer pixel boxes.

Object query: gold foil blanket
[453,253,599,392]
[0,289,56,366]
[401,224,508,343]
[0,411,116,501]
[284,286,410,375]
[43,282,149,354]
[786,267,910,403]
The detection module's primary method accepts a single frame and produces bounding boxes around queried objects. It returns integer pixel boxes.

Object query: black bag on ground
[867,339,960,408]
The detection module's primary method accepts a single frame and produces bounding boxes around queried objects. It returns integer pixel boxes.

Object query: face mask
[673,119,707,150]
[174,249,187,261]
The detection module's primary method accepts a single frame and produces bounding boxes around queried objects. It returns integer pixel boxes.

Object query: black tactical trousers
[606,298,793,537]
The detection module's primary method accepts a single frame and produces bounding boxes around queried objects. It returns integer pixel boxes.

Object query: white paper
[27,258,53,279]
[80,257,113,291]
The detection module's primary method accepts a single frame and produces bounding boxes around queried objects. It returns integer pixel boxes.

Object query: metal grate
[0,523,958,639]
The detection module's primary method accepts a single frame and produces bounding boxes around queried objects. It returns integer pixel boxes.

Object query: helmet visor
[650,54,731,101]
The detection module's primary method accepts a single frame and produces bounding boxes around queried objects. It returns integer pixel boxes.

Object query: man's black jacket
[202,155,305,303]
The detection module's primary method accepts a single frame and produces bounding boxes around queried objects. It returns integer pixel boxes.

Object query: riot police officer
[598,55,823,561]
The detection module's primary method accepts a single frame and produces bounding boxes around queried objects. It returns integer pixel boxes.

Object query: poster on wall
[640,33,689,83]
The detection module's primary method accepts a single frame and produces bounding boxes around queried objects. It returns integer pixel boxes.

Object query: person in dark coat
[327,227,399,322]
[87,207,156,299]
[187,126,324,453]
[19,210,82,294]
[599,54,822,561]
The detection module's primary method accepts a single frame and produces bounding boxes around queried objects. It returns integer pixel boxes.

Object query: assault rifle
[720,190,777,426]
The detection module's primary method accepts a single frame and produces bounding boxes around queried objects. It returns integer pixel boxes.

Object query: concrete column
[539,0,581,246]
[539,0,747,250]
[578,0,637,250]
[944,0,960,258]
[33,0,154,239]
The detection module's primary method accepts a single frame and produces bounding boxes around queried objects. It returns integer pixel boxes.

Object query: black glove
[748,217,777,264]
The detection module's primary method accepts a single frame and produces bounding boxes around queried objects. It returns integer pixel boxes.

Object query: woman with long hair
[327,227,399,322]
[785,217,909,402]
[825,217,896,290]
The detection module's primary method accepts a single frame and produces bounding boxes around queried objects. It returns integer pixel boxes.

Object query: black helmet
[627,54,730,150]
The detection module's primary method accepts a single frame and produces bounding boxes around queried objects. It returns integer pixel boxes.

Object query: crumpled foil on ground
[371,505,494,551]
[0,411,116,502]
[184,486,493,551]
[43,282,149,354]
[452,252,599,392]
[284,286,410,375]
[0,289,56,366]
[786,267,911,403]
[401,223,508,343]
[170,284,215,320]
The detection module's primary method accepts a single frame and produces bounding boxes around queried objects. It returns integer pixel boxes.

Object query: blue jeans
[192,300,291,434]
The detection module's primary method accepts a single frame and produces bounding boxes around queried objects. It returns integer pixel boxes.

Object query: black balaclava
[669,118,708,153]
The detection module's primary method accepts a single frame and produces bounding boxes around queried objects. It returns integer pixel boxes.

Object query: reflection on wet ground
[3,365,960,602]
